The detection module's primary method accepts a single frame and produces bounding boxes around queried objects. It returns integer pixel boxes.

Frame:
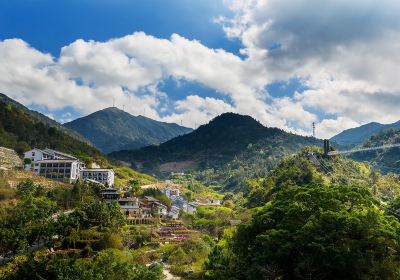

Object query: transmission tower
[312,122,316,138]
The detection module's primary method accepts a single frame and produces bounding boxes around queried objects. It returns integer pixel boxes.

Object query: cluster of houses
[22,148,222,223]
[23,148,114,186]
[99,186,199,223]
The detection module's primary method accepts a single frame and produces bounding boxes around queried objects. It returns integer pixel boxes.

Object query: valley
[1,93,400,279]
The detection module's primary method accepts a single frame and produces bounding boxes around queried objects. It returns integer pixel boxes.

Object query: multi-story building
[80,169,115,186]
[24,148,84,183]
[161,188,180,200]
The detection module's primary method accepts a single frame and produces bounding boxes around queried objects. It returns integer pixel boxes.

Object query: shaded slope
[64,107,192,153]
[331,121,400,147]
[110,113,322,190]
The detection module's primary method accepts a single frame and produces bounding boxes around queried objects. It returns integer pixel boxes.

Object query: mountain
[0,93,90,144]
[0,96,105,164]
[331,121,400,147]
[351,128,400,175]
[64,107,192,154]
[110,113,322,191]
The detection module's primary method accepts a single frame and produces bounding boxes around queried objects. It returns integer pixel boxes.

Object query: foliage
[205,184,400,280]
[352,128,400,175]
[75,200,126,230]
[141,188,171,207]
[1,249,164,280]
[0,99,105,164]
[0,195,57,254]
[110,113,321,191]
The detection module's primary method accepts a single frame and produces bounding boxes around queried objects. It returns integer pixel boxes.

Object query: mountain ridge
[64,107,193,153]
[331,120,400,147]
[110,112,322,191]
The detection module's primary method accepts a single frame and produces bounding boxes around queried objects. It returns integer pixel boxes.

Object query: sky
[1,0,400,138]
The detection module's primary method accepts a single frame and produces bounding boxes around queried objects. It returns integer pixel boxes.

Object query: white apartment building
[80,169,115,186]
[24,148,84,183]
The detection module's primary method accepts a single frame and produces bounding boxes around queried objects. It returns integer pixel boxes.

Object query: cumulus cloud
[3,0,400,139]
[219,0,400,137]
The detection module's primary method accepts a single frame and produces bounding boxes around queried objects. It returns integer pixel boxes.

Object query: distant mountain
[0,93,89,144]
[110,113,322,191]
[64,107,192,154]
[331,121,400,147]
[351,128,400,175]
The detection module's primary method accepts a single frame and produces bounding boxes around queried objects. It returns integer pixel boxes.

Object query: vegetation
[64,106,192,153]
[0,99,105,164]
[331,120,400,147]
[352,128,400,175]
[111,113,321,191]
[205,184,400,279]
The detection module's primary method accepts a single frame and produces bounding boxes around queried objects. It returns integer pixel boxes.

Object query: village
[21,148,223,242]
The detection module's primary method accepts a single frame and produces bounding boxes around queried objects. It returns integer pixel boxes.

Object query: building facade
[80,169,115,186]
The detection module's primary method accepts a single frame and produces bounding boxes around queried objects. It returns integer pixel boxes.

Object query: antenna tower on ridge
[312,122,316,138]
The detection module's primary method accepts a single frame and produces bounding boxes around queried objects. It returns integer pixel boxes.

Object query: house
[118,197,142,218]
[161,188,180,199]
[100,187,121,202]
[23,148,85,183]
[168,205,180,219]
[186,202,197,215]
[80,169,115,186]
[154,201,168,218]
[140,196,168,219]
[172,196,188,210]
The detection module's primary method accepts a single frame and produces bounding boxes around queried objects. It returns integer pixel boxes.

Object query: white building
[161,188,180,200]
[24,148,84,183]
[168,205,180,219]
[80,169,115,186]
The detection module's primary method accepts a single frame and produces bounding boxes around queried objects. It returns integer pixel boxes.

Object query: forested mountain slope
[351,128,400,174]
[64,107,192,153]
[0,93,89,143]
[0,99,105,164]
[110,113,322,191]
[331,120,400,147]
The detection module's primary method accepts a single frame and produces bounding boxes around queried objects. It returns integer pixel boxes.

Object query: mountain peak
[64,107,192,153]
[202,112,265,130]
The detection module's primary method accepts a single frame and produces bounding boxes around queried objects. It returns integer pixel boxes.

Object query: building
[24,148,84,183]
[118,197,142,218]
[168,205,180,219]
[80,169,115,186]
[36,159,83,183]
[161,188,180,199]
[100,188,121,202]
[172,196,188,210]
[186,202,197,215]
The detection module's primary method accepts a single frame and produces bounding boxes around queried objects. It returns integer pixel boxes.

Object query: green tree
[207,185,400,279]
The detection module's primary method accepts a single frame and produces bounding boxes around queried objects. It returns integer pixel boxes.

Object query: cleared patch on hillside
[0,147,22,169]
[0,170,70,189]
[159,161,196,173]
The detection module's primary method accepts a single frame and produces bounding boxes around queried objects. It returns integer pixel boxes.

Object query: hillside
[245,147,400,207]
[0,99,106,165]
[64,107,192,153]
[331,120,400,147]
[0,93,90,144]
[350,128,400,174]
[110,113,322,190]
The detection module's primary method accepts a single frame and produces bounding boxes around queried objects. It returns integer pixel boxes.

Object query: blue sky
[1,0,400,138]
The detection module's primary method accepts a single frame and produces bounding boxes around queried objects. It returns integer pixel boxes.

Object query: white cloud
[3,0,400,141]
[219,0,400,137]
